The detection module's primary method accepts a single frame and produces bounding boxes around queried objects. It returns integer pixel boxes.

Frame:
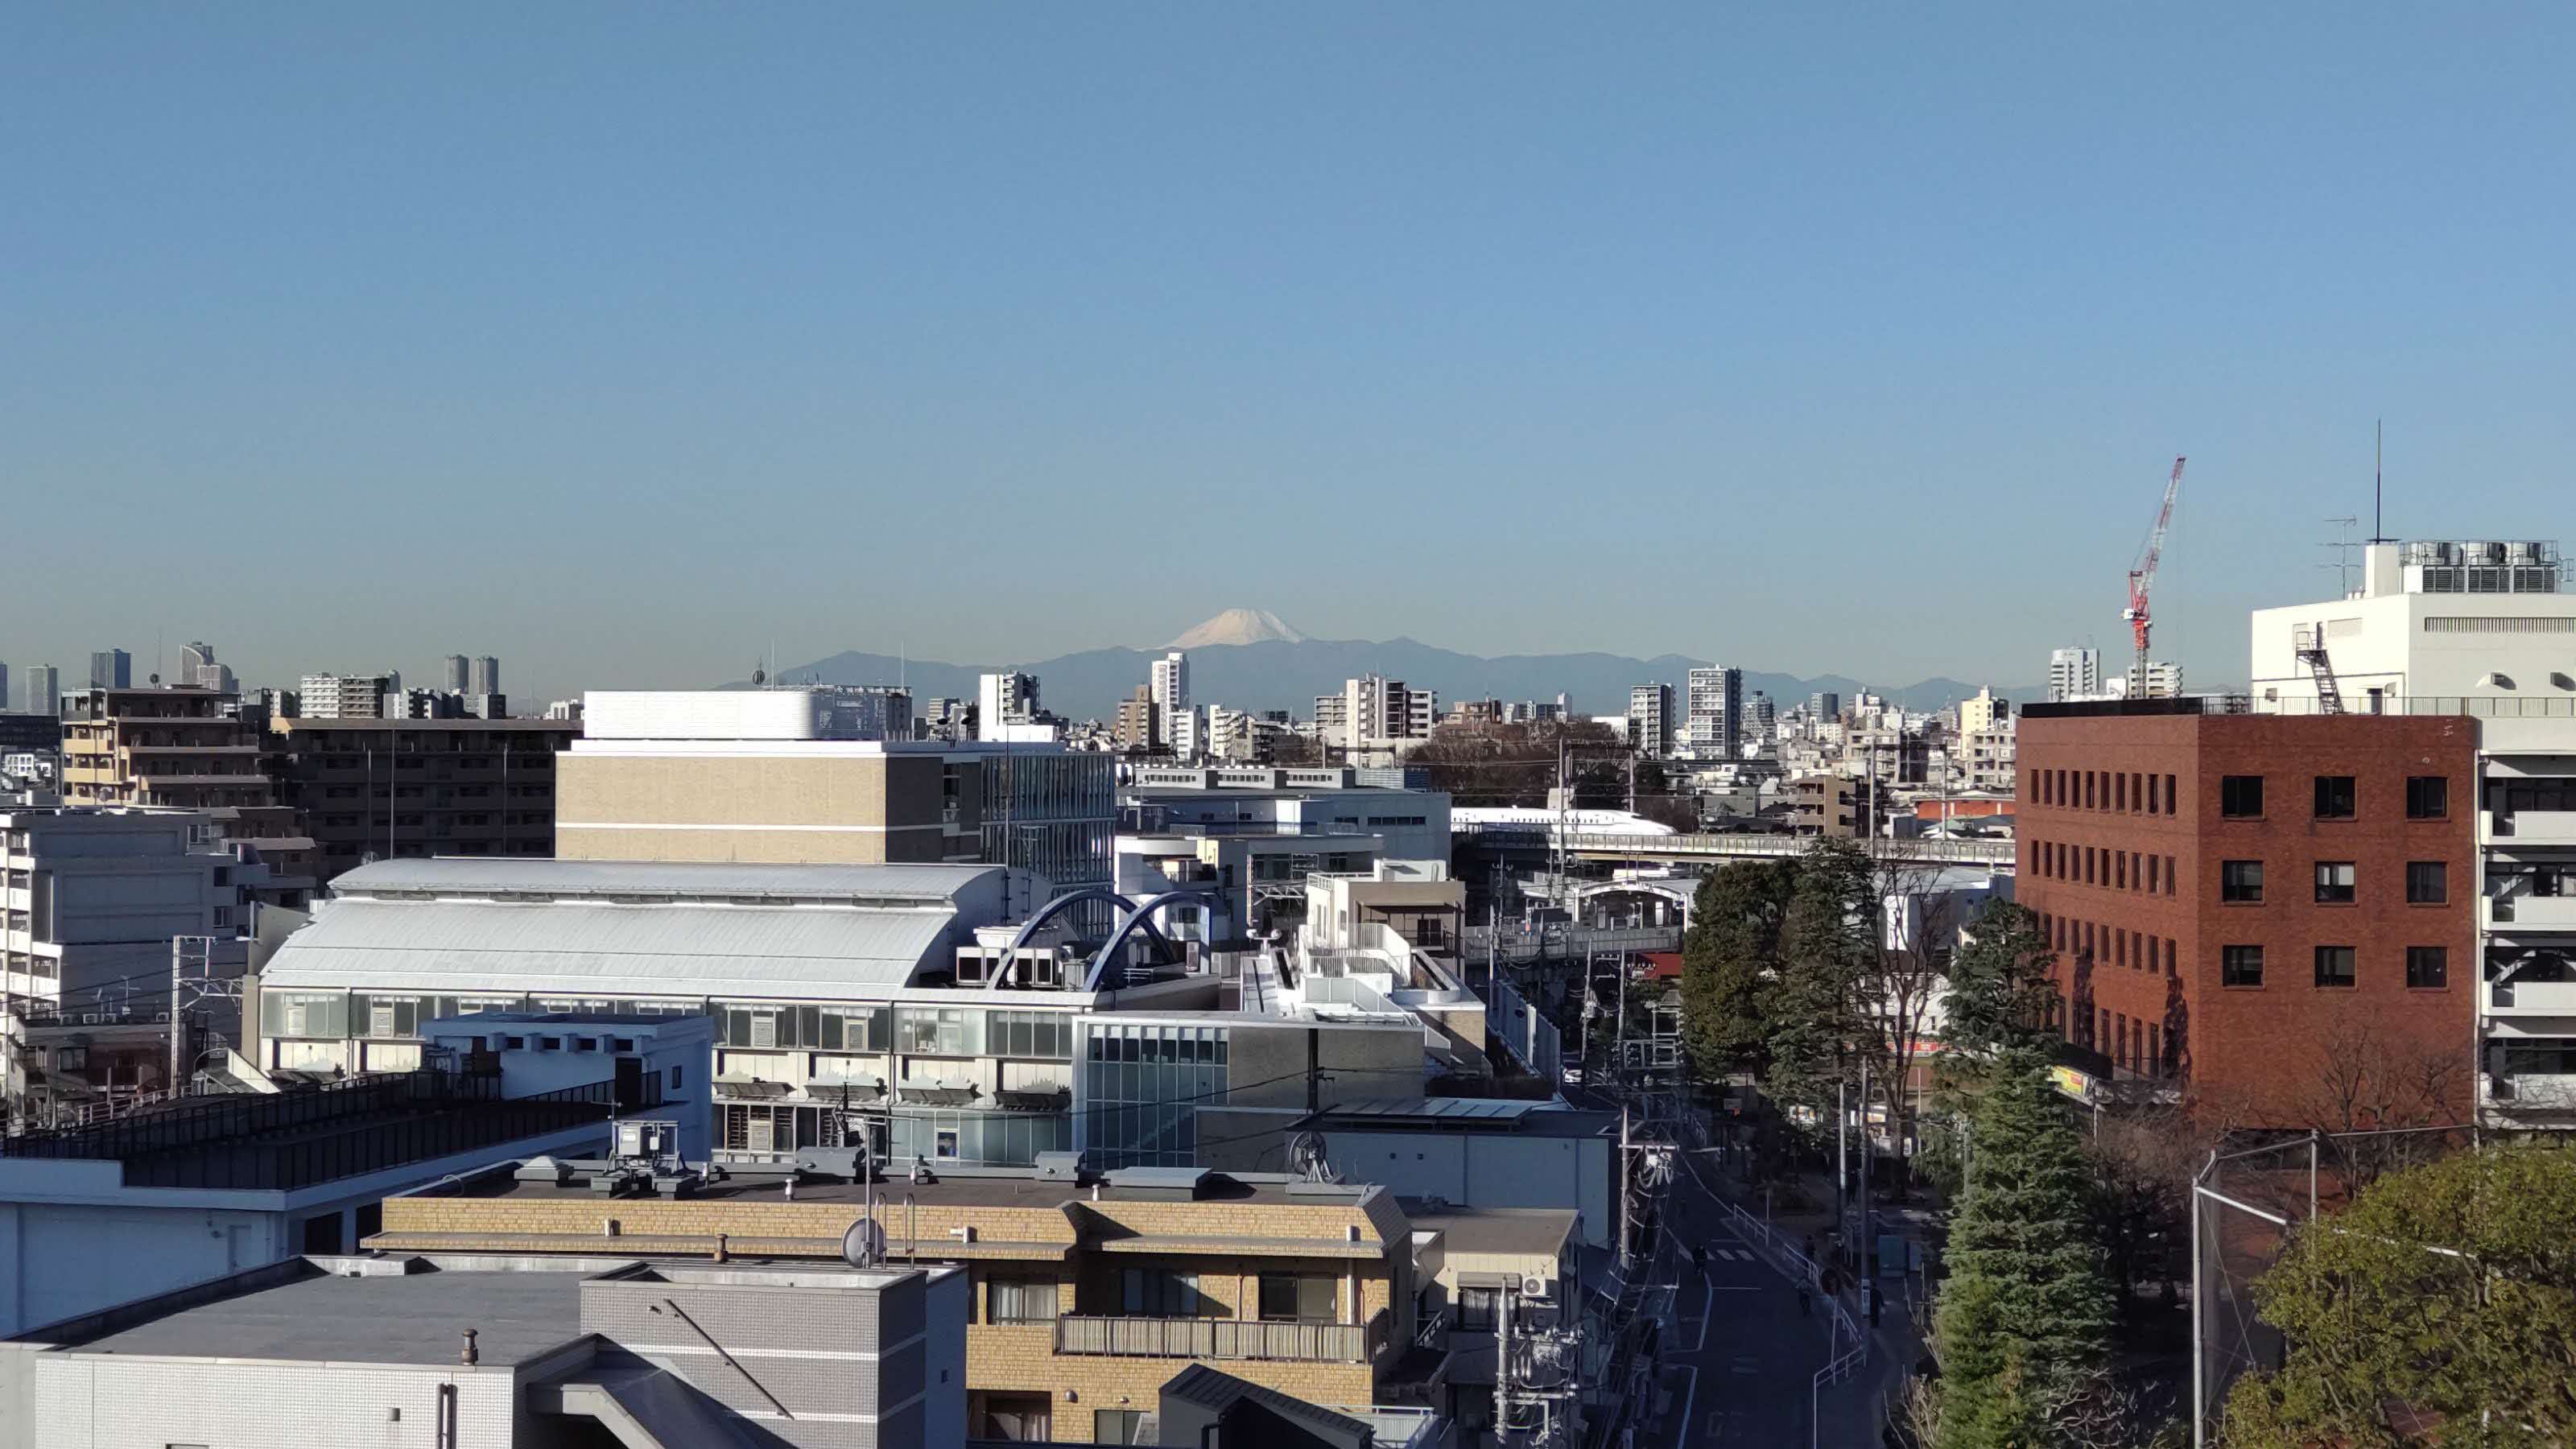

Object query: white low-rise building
[2250,538,2576,1123]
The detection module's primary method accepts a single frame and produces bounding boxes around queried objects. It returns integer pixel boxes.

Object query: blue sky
[7,5,2574,702]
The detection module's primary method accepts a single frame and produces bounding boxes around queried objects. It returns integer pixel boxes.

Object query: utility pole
[1616,1104,1633,1266]
[1858,1059,1873,1274]
[1834,1078,1848,1259]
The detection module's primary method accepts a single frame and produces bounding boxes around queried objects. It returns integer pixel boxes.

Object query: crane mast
[2123,456,2186,675]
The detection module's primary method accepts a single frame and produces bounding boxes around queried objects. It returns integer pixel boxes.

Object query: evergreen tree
[1678,857,1797,1082]
[1943,898,2058,1061]
[1934,1051,2118,1447]
[1765,837,1875,1114]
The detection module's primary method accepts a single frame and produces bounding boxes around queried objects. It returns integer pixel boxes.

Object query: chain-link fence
[2189,1124,2473,1445]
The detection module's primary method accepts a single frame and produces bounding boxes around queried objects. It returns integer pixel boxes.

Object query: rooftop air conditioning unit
[2487,542,2511,564]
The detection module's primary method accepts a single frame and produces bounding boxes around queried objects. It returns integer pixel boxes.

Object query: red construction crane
[2123,456,2186,671]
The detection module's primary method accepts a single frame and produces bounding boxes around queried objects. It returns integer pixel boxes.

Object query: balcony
[2487,1073,2576,1113]
[2484,810,2576,847]
[2484,896,2576,931]
[1053,1311,1388,1364]
[2488,978,2576,1015]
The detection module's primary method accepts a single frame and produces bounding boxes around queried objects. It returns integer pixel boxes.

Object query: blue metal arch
[1081,890,1221,992]
[990,888,1166,989]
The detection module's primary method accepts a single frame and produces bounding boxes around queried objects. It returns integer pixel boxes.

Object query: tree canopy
[1934,1050,2120,1447]
[1678,857,1797,1081]
[2220,1142,2576,1447]
[1942,898,2058,1061]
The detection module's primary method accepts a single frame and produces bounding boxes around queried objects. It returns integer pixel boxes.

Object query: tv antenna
[2320,517,2360,597]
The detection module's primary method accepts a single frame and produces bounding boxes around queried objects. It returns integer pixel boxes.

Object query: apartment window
[2407,947,2449,989]
[2146,855,2160,896]
[2221,775,2264,818]
[2116,773,2128,811]
[2116,852,2128,890]
[2314,861,2357,904]
[1258,1274,1339,1323]
[2165,855,2178,897]
[2146,1024,2162,1075]
[2314,946,2357,989]
[2223,946,2264,987]
[2222,861,2264,903]
[2164,774,2178,815]
[2407,776,2450,819]
[2314,775,2356,819]
[2145,774,2158,814]
[2407,861,2449,904]
[1122,1269,1220,1319]
[1093,1410,1151,1445]
[987,1277,1060,1326]
[1456,1286,1499,1331]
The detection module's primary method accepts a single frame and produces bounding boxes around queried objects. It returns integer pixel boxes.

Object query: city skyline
[11,7,2576,700]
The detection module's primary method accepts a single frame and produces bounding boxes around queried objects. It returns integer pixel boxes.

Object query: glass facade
[1081,1022,1228,1167]
[892,1108,1071,1166]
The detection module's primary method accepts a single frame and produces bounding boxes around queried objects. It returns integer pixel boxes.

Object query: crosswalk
[1694,1246,1756,1264]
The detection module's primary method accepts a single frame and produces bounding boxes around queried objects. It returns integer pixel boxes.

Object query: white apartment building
[1959,687,2010,734]
[2047,646,2103,703]
[977,671,1058,743]
[2248,538,2576,1124]
[1628,683,1676,758]
[2125,659,2186,699]
[1168,704,1206,759]
[1150,650,1189,716]
[1685,666,1742,758]
[1,807,258,1010]
[296,673,395,720]
[1315,675,1438,760]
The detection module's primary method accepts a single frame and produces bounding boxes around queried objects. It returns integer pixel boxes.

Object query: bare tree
[2087,1107,2219,1307]
[2288,1002,2470,1191]
[1857,855,1963,1181]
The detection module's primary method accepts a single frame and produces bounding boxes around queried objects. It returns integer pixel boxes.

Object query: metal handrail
[1053,1312,1378,1362]
[1454,823,2015,865]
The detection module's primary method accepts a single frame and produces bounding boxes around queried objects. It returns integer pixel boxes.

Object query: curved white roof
[329,857,1002,903]
[263,899,959,999]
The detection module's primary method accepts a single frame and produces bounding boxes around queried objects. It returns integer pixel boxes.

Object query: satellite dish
[1288,1130,1336,1183]
[841,1216,887,1269]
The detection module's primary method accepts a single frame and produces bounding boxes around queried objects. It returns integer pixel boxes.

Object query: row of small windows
[2219,859,2448,905]
[2031,842,2178,895]
[2220,944,2450,989]
[2041,914,2177,976]
[2031,768,2179,815]
[2220,774,2450,821]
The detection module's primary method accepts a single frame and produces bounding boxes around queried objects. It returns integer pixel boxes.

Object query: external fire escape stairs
[2293,623,2344,715]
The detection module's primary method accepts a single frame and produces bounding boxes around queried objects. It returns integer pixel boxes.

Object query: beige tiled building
[367,1160,1443,1443]
[57,686,316,901]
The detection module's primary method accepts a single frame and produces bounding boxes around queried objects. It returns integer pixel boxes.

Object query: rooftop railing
[1053,1310,1387,1363]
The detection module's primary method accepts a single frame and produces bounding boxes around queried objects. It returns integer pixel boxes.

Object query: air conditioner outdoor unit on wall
[1520,1274,1550,1298]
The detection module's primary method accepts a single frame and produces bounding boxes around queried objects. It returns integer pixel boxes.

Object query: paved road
[1643,1160,1839,1447]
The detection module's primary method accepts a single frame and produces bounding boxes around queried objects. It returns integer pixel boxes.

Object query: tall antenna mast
[2371,419,2388,543]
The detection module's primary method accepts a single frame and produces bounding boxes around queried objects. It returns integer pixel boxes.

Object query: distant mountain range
[750,611,2042,721]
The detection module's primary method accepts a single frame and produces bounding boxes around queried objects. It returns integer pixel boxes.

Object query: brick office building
[2017,700,2476,1127]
